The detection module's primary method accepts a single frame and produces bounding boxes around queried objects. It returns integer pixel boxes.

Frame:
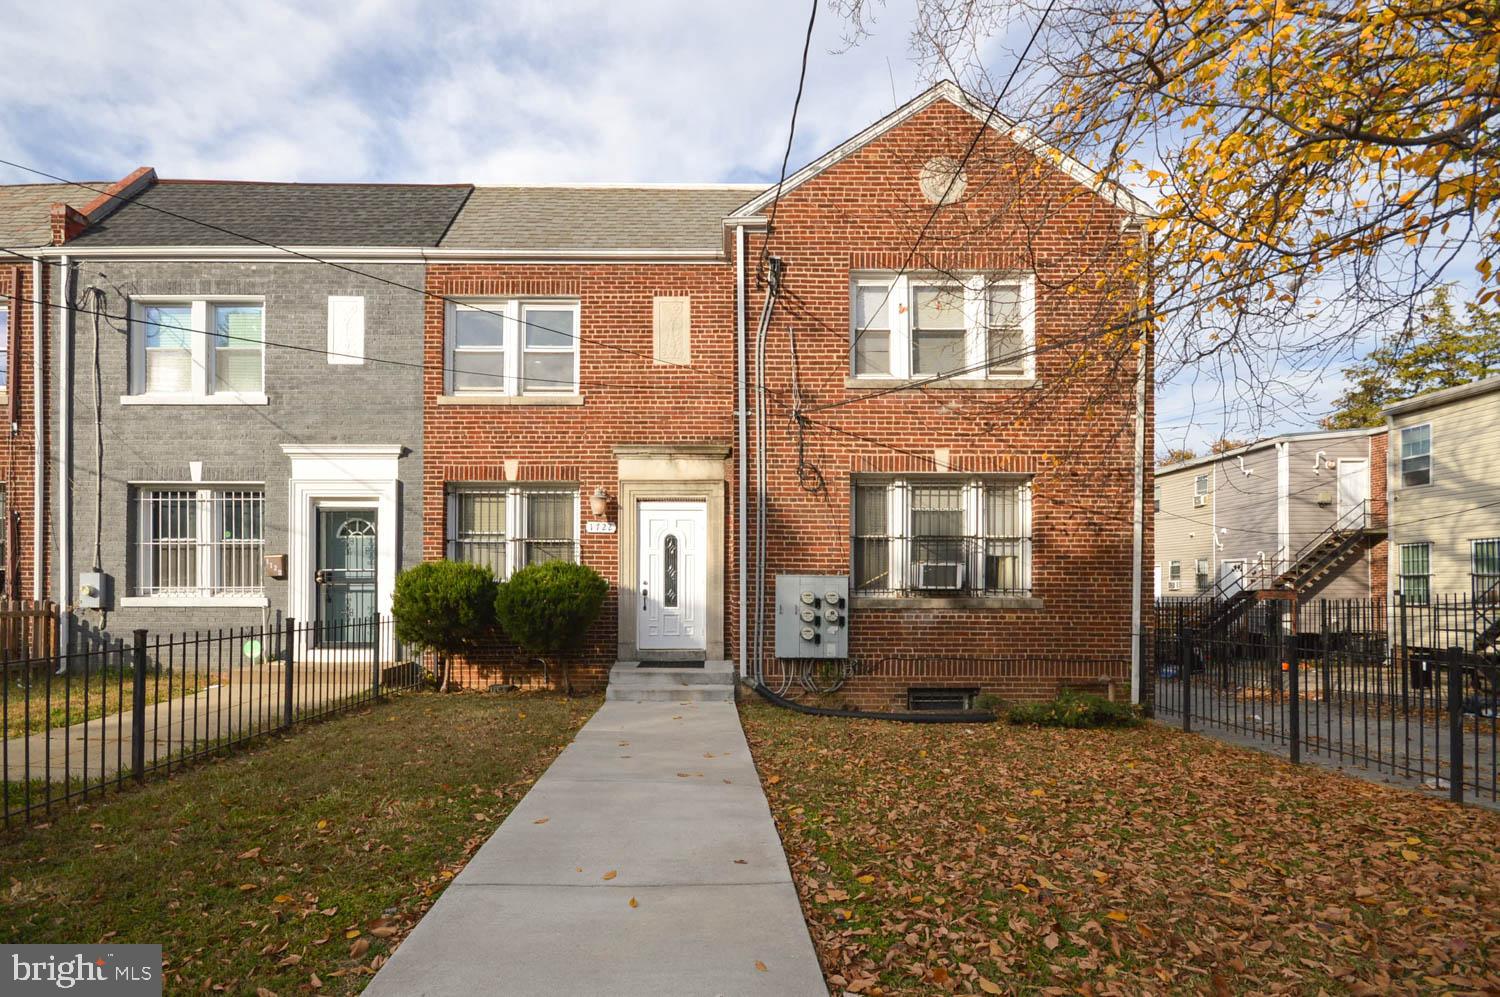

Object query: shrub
[391,560,499,691]
[494,561,608,696]
[1006,689,1143,729]
[974,693,1012,717]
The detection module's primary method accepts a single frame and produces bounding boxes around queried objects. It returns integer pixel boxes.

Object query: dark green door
[315,508,377,646]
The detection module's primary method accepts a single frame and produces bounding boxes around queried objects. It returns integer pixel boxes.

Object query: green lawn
[742,702,1500,996]
[0,691,597,994]
[3,667,214,734]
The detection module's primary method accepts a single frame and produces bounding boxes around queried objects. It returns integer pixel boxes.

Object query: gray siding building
[46,178,471,646]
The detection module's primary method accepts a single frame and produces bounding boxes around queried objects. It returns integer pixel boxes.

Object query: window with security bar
[129,299,265,399]
[852,477,1032,597]
[1473,538,1500,600]
[1398,542,1431,607]
[447,485,578,579]
[130,487,264,597]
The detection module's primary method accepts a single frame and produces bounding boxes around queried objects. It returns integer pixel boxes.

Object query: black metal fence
[1,615,420,828]
[1155,595,1498,806]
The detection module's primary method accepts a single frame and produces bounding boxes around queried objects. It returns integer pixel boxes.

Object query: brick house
[12,81,1154,706]
[426,83,1155,707]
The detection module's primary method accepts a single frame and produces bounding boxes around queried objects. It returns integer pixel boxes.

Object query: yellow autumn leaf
[272,894,293,904]
[1401,849,1420,862]
[602,870,618,881]
[1106,910,1129,922]
[344,929,361,939]
[628,897,638,908]
[855,874,875,885]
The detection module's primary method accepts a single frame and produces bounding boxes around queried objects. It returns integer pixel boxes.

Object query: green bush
[1006,689,1143,729]
[391,560,499,690]
[494,561,608,695]
[975,693,1012,717]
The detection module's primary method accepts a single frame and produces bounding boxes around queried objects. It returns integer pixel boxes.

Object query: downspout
[1128,220,1149,706]
[31,256,44,601]
[56,256,71,653]
[735,224,748,681]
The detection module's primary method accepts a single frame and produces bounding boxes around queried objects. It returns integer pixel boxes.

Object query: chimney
[49,166,157,245]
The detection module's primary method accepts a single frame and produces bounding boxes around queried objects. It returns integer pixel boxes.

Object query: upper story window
[1400,424,1431,486]
[1153,483,1161,512]
[0,302,9,387]
[444,299,579,396]
[1193,474,1209,507]
[128,299,265,401]
[851,274,1034,381]
[852,476,1032,598]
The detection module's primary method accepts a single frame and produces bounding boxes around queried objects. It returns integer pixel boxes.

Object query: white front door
[1337,458,1369,518]
[638,501,708,652]
[1218,560,1245,596]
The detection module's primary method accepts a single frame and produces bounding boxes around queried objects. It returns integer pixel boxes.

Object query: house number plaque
[585,521,617,534]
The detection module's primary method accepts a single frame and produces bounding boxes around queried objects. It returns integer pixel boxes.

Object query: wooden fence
[0,598,60,664]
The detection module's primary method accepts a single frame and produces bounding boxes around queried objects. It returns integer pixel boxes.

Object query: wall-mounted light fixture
[589,486,609,517]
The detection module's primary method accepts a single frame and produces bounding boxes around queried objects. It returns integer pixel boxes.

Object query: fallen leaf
[349,938,370,958]
[602,870,617,881]
[754,961,768,972]
[628,897,639,908]
[533,817,550,825]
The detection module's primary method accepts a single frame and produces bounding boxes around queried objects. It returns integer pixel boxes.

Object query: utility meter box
[78,571,113,611]
[774,574,849,659]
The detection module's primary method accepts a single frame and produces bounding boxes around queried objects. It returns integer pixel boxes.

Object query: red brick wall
[422,263,739,691]
[0,264,45,603]
[742,98,1151,710]
[421,97,1154,705]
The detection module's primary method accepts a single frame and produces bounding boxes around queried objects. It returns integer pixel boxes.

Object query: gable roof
[1155,427,1382,476]
[0,183,91,247]
[1382,374,1500,418]
[440,185,762,253]
[66,180,474,248]
[730,81,1156,220]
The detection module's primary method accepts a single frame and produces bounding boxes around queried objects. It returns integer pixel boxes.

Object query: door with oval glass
[315,508,377,647]
[638,501,707,652]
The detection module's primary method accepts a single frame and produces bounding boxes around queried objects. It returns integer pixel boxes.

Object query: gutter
[735,225,748,680]
[35,245,730,264]
[1130,319,1146,705]
[31,256,43,600]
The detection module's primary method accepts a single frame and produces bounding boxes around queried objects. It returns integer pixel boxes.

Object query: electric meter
[800,607,816,622]
[800,590,816,605]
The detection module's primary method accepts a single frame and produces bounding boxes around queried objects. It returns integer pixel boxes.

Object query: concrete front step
[605,661,737,703]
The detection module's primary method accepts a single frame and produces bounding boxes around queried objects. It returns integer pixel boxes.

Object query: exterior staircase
[605,660,737,702]
[1190,501,1387,635]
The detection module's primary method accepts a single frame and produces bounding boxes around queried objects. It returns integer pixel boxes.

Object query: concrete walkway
[366,699,827,996]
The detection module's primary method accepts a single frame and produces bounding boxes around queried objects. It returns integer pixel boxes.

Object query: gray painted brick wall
[50,261,425,640]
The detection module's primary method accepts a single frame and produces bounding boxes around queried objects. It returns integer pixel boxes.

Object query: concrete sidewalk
[366,699,827,996]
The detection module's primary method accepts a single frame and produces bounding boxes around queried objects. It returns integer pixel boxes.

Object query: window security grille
[907,687,977,711]
[447,486,578,580]
[131,488,264,597]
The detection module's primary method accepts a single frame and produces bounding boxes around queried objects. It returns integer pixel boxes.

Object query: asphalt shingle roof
[438,186,763,252]
[0,183,86,247]
[66,181,474,247]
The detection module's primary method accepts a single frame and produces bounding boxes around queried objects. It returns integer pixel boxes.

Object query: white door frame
[283,445,402,661]
[637,500,709,652]
[1336,457,1370,519]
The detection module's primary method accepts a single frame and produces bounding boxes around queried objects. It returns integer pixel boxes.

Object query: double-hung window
[852,476,1032,598]
[444,299,579,396]
[129,486,264,599]
[850,273,1035,381]
[1195,558,1210,592]
[129,299,265,400]
[1193,474,1209,507]
[0,302,9,388]
[1398,542,1431,606]
[1473,538,1500,601]
[446,484,579,580]
[1400,424,1432,486]
[1168,561,1181,590]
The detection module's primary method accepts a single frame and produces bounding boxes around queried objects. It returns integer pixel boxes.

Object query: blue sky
[0,0,1378,452]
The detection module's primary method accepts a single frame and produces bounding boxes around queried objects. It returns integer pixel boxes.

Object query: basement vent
[907,687,977,712]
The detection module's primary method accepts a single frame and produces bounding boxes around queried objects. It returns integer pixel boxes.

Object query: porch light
[590,486,610,517]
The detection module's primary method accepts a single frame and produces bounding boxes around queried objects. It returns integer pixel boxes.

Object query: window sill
[436,394,584,407]
[120,392,269,406]
[120,594,270,608]
[844,376,1037,391]
[850,594,1045,611]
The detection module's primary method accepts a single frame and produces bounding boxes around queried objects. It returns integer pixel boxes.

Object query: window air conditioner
[1193,495,1206,508]
[1168,580,1181,590]
[915,561,965,590]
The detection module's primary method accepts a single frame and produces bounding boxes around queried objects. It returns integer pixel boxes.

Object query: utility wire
[755,0,818,286]
[0,157,768,398]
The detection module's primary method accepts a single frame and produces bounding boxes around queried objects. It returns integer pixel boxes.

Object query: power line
[755,0,818,286]
[0,158,768,399]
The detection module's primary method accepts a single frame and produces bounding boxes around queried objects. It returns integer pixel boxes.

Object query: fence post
[283,617,296,730]
[131,629,147,784]
[371,614,381,700]
[1282,613,1300,764]
[1179,623,1192,733]
[1447,645,1464,805]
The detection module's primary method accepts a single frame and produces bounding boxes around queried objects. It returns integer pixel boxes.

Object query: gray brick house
[46,176,471,648]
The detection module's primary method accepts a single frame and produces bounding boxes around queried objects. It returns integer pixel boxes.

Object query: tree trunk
[438,653,450,692]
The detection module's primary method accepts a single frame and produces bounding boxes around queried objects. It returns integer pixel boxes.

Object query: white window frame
[851,475,1032,597]
[124,484,267,606]
[1168,560,1181,590]
[1193,474,1209,507]
[446,483,580,580]
[849,272,1035,381]
[1398,541,1431,606]
[443,298,581,397]
[125,297,267,404]
[1399,423,1432,487]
